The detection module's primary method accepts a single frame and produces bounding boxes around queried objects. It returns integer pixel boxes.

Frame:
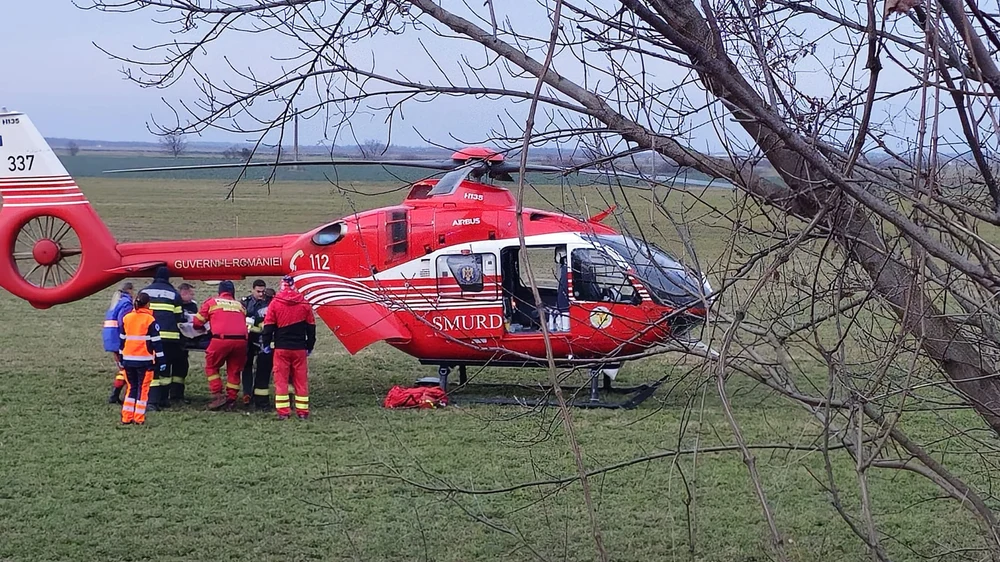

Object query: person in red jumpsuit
[261,276,316,420]
[193,280,249,410]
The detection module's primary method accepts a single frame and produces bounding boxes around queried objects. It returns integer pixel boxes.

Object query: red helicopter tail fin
[587,205,615,224]
[0,111,123,308]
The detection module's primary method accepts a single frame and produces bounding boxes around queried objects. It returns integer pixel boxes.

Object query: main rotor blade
[491,161,651,181]
[102,156,724,187]
[492,161,724,185]
[103,159,462,174]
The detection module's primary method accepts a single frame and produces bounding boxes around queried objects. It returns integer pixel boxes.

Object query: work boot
[224,399,238,412]
[148,386,163,409]
[207,393,228,411]
[277,413,290,421]
[168,384,190,405]
[108,387,122,404]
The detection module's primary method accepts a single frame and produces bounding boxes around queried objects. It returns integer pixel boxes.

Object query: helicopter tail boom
[0,112,124,308]
[116,235,297,280]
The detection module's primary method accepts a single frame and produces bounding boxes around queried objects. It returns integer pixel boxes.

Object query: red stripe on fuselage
[0,175,74,182]
[0,182,79,189]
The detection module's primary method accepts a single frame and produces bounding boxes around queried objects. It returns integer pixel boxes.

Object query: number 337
[7,155,34,172]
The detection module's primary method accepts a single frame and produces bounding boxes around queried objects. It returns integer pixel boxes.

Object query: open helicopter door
[496,243,574,361]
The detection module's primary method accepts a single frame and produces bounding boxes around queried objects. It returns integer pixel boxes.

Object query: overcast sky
[2,0,524,147]
[2,1,939,155]
[3,1,182,142]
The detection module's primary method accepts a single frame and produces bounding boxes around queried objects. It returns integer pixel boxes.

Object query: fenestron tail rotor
[13,215,82,288]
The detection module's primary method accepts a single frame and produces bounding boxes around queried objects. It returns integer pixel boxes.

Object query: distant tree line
[222,146,253,160]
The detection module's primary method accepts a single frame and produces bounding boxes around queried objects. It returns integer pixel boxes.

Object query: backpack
[383,385,448,409]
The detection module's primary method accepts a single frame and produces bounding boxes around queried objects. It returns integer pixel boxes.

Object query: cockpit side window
[312,222,345,246]
[585,234,708,307]
[571,248,640,305]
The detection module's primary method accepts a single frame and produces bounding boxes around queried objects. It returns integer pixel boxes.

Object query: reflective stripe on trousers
[272,349,308,417]
[122,367,153,424]
[294,396,309,411]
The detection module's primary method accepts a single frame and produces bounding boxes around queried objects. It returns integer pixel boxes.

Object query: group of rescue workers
[101,267,317,425]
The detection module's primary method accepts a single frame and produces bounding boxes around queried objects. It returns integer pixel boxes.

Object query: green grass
[0,176,994,561]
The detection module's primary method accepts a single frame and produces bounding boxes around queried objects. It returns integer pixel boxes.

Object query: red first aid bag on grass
[383,385,448,409]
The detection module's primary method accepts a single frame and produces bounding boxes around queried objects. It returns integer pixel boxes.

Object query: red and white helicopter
[0,111,713,407]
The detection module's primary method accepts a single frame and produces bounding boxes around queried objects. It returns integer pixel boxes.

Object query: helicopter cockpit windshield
[583,233,712,309]
[426,166,476,196]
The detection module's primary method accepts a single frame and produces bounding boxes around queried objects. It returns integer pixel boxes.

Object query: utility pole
[650,150,655,223]
[293,108,300,171]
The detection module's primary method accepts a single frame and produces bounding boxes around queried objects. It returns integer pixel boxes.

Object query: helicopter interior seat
[507,292,540,331]
[527,287,558,308]
[572,258,603,302]
[500,246,561,332]
[501,285,547,331]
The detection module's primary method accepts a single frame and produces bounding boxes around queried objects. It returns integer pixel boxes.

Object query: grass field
[0,175,993,561]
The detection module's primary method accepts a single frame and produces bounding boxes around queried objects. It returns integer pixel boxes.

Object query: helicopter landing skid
[426,366,664,410]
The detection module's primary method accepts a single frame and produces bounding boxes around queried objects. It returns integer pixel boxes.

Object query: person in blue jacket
[103,282,135,404]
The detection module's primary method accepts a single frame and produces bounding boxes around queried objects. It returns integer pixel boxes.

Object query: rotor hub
[32,239,62,266]
[451,147,503,163]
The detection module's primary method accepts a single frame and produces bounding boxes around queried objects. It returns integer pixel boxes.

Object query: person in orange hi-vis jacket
[193,280,249,411]
[118,292,166,425]
[261,276,317,420]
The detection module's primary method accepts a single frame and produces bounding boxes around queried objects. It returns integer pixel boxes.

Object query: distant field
[55,150,735,187]
[0,175,991,561]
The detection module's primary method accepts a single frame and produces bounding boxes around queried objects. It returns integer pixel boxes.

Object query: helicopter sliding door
[429,251,503,344]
